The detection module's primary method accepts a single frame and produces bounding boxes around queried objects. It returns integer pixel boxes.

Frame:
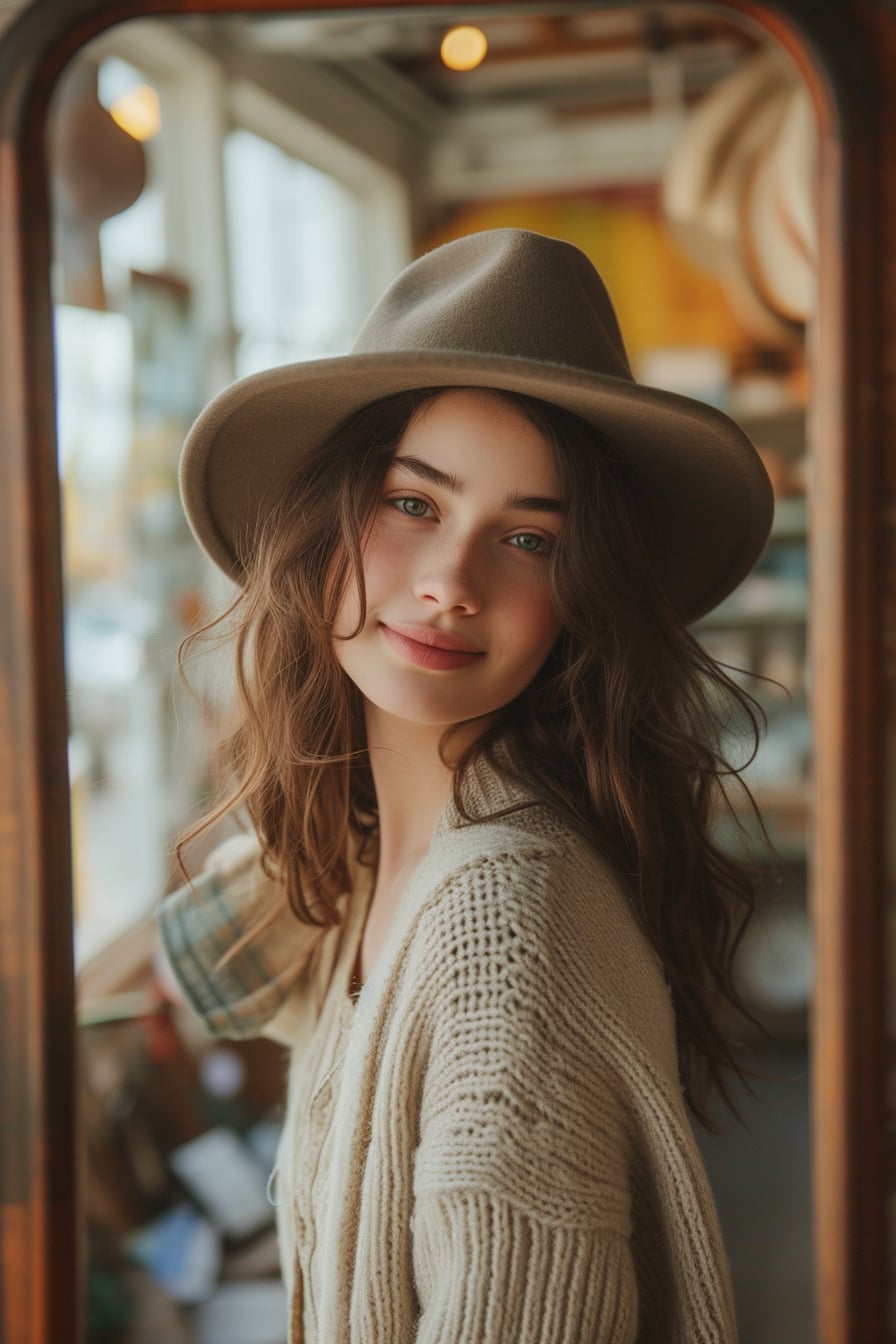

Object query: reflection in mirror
[49,9,816,1341]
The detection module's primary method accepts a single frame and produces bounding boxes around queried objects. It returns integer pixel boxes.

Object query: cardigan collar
[432,732,569,847]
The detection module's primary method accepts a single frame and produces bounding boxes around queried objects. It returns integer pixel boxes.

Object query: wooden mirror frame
[0,1,891,1341]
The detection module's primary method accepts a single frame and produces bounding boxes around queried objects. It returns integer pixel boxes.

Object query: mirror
[7,1,889,1340]
[47,9,819,1340]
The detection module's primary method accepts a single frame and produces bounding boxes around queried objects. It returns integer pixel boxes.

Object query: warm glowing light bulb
[440,26,488,72]
[109,84,161,142]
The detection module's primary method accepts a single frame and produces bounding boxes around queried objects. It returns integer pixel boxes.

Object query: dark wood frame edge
[0,1,885,1341]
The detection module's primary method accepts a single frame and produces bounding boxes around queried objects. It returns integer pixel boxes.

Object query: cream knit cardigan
[160,739,739,1342]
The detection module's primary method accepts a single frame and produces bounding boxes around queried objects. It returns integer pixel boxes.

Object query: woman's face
[332,388,565,732]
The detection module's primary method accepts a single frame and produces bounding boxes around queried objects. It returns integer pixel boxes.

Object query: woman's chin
[361,692,502,734]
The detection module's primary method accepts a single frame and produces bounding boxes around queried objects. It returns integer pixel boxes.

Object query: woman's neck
[364,707,490,887]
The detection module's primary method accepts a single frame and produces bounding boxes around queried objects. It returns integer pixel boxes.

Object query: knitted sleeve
[412,1192,637,1342]
[156,832,329,1043]
[409,849,640,1343]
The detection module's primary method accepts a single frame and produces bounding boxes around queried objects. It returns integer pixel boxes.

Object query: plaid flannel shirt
[156,832,341,1041]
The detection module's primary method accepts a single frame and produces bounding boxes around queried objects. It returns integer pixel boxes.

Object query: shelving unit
[696,404,812,1040]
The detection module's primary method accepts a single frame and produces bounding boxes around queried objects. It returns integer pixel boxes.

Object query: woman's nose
[413,536,483,613]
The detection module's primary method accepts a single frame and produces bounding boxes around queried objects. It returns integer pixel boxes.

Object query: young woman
[158,228,774,1343]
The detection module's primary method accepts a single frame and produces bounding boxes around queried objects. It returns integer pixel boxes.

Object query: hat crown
[352,228,634,382]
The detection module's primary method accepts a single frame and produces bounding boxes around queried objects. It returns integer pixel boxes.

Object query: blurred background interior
[50,8,816,1342]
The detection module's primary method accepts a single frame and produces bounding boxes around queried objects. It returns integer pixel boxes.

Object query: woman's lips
[380,624,485,671]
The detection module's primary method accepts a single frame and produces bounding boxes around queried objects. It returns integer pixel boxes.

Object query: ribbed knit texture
[158,738,739,1343]
[410,1193,638,1340]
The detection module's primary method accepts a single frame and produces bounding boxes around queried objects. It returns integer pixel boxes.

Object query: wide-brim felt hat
[742,85,817,323]
[179,227,773,623]
[661,50,799,345]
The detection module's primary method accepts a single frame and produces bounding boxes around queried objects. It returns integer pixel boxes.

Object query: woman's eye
[389,496,432,518]
[509,532,552,556]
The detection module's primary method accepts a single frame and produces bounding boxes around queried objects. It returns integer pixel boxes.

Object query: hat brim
[179,351,773,624]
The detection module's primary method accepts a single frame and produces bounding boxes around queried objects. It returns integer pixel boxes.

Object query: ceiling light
[440,26,488,72]
[108,84,161,142]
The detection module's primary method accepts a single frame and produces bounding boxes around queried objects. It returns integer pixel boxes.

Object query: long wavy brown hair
[175,385,775,1133]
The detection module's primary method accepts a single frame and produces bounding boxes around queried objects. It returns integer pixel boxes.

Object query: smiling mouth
[382,622,482,653]
[380,624,485,670]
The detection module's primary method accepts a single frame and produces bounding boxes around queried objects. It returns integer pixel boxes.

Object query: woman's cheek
[515,587,563,653]
[361,528,408,595]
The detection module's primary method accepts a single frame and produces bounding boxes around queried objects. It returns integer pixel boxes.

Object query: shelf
[696,601,806,631]
[769,496,807,541]
[713,779,810,863]
[729,780,811,821]
[733,406,806,457]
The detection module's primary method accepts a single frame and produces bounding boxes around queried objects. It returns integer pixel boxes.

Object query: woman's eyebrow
[392,455,463,494]
[507,492,568,515]
[391,454,567,515]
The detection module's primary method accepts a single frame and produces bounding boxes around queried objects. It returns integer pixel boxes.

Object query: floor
[693,1041,815,1344]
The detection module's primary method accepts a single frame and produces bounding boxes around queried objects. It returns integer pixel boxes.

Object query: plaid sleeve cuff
[156,834,326,1040]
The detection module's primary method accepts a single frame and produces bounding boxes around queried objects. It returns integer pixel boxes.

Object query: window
[225,128,363,375]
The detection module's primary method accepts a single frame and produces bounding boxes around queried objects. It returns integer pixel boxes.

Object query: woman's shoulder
[428,739,637,937]
[420,808,674,1038]
[427,806,635,946]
